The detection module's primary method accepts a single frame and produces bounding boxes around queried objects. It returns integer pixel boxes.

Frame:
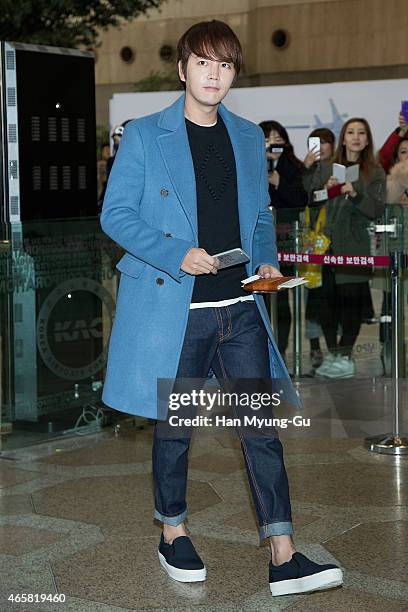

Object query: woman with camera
[259,121,308,361]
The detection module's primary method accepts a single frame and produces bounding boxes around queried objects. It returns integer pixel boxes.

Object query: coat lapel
[156,95,260,244]
[218,104,259,241]
[157,95,198,241]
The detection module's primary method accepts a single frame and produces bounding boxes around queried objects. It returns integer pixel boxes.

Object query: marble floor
[0,379,408,612]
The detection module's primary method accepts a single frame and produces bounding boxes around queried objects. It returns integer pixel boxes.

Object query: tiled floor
[0,379,408,611]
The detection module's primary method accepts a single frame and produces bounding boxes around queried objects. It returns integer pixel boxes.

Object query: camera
[113,126,124,137]
[269,145,284,154]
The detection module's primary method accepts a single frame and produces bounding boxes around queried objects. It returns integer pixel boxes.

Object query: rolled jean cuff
[154,508,188,526]
[259,520,293,540]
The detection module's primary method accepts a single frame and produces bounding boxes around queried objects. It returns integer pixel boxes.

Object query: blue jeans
[152,301,293,539]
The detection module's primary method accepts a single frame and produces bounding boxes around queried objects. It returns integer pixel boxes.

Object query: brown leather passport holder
[243,276,296,293]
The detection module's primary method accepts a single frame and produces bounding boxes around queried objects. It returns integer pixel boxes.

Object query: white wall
[109,79,408,157]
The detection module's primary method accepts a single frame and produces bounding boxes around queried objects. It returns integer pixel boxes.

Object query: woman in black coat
[259,121,308,361]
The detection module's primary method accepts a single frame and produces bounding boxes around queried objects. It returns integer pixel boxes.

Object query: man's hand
[258,264,282,279]
[181,248,219,275]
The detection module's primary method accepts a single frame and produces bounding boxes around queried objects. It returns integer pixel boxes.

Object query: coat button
[160,188,169,197]
[156,277,164,285]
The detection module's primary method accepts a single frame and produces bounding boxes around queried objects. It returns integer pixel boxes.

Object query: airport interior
[1,1,408,610]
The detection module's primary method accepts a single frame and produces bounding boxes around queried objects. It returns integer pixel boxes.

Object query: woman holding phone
[301,128,336,370]
[309,118,386,379]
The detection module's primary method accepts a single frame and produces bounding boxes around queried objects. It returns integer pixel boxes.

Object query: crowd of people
[99,107,408,381]
[261,110,408,379]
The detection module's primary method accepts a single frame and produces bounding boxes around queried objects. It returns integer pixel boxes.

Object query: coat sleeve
[379,129,401,173]
[302,166,316,200]
[348,166,386,220]
[302,162,331,205]
[100,121,195,282]
[304,161,332,196]
[251,128,279,272]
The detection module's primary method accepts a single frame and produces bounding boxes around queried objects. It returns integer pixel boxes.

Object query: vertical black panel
[1,44,106,436]
[15,50,97,220]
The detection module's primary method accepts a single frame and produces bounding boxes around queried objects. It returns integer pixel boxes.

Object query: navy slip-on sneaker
[158,533,206,582]
[269,552,343,596]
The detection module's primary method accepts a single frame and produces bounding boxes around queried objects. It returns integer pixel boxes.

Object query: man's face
[179,53,236,107]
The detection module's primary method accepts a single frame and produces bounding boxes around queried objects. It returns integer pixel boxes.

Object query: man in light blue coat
[101,19,343,597]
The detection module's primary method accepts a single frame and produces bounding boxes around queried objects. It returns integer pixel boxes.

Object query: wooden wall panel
[95,0,408,85]
[94,0,408,125]
[252,0,408,74]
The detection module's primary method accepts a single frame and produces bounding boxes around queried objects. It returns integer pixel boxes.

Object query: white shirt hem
[189,295,255,309]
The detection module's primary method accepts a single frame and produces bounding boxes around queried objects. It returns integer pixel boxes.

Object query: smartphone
[308,137,321,154]
[401,100,408,122]
[212,248,250,270]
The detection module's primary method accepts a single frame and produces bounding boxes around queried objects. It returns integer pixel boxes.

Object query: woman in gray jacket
[310,118,386,378]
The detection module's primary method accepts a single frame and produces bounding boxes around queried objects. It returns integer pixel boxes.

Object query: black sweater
[186,116,247,302]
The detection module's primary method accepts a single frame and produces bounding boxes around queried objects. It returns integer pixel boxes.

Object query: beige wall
[95,0,408,127]
[250,0,408,74]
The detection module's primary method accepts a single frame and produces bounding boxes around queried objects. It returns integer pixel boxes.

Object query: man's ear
[178,60,186,83]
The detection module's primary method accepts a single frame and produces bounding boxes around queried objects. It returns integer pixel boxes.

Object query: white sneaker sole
[314,364,336,377]
[314,369,332,377]
[323,370,354,379]
[315,368,354,379]
[158,551,207,582]
[270,567,343,596]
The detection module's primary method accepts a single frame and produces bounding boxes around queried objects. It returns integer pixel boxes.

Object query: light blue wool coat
[100,94,300,419]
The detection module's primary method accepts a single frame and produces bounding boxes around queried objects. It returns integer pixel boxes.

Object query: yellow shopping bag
[299,206,331,288]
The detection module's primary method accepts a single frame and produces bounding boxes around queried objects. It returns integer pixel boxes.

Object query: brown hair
[259,120,304,172]
[308,127,335,146]
[391,137,408,167]
[333,117,376,180]
[176,20,243,87]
